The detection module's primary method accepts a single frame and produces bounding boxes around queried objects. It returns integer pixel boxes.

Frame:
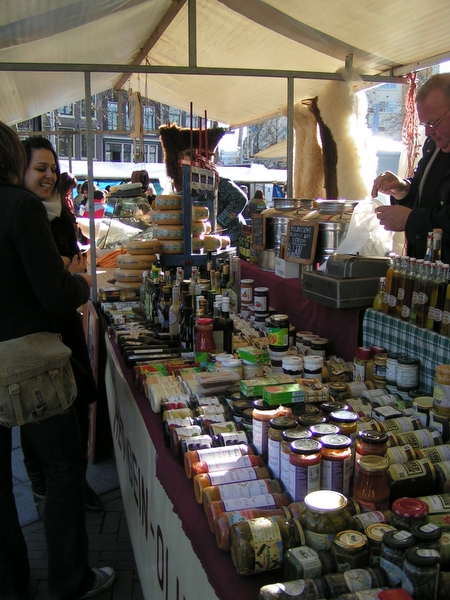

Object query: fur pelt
[292,102,325,199]
[309,97,338,199]
[159,123,226,191]
[317,69,377,200]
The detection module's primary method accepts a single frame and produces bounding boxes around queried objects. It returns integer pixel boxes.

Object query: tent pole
[286,77,294,199]
[84,71,97,303]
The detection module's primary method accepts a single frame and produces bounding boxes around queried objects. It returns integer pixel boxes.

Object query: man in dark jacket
[372,73,450,262]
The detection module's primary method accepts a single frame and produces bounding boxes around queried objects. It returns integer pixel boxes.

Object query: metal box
[302,270,381,308]
[326,254,388,279]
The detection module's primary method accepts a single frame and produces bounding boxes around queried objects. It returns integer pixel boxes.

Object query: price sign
[285,220,318,264]
[251,214,266,250]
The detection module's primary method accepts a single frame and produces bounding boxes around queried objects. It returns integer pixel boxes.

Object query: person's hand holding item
[375,204,412,231]
[371,171,411,200]
[66,252,87,274]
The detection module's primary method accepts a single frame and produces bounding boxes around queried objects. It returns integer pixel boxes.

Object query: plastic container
[229,515,305,574]
[352,456,390,512]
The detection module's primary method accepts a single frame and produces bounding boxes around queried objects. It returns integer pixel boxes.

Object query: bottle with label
[415,260,433,328]
[194,317,216,367]
[352,456,390,512]
[395,255,410,318]
[439,268,450,336]
[433,228,443,261]
[168,283,180,336]
[382,252,396,314]
[409,258,425,325]
[388,254,401,316]
[159,285,172,332]
[400,256,416,322]
[194,465,271,504]
[179,293,193,351]
[426,261,446,330]
[140,270,149,307]
[221,297,234,354]
[424,231,434,261]
[373,277,386,311]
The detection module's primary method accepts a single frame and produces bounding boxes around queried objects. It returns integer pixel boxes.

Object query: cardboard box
[262,383,306,405]
[236,346,270,364]
[240,374,295,397]
[275,257,300,279]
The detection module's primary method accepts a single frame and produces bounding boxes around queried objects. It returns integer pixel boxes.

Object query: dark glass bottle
[160,286,172,333]
[212,301,225,353]
[388,254,401,317]
[221,297,234,354]
[426,262,445,330]
[415,261,433,328]
[424,231,434,262]
[220,262,230,295]
[382,252,396,314]
[179,293,193,351]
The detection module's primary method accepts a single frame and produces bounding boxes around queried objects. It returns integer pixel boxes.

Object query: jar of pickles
[297,490,353,551]
[331,530,370,571]
[229,515,305,575]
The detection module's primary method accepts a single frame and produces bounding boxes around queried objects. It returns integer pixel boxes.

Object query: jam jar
[391,497,429,531]
[289,439,322,502]
[352,456,390,512]
[268,415,298,479]
[297,490,353,551]
[330,529,370,571]
[229,515,305,575]
[320,434,352,497]
[355,430,388,463]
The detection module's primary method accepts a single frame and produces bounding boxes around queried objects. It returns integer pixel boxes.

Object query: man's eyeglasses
[420,107,450,132]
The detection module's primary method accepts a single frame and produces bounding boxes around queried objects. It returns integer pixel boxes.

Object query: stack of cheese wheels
[192,205,210,253]
[114,239,161,290]
[152,195,184,254]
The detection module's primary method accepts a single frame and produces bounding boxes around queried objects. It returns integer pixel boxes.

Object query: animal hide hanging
[308,97,338,199]
[292,101,325,199]
[159,123,226,191]
[128,90,144,162]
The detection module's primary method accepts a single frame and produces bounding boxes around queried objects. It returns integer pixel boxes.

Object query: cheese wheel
[159,240,184,254]
[114,268,144,283]
[204,221,212,235]
[154,195,183,209]
[127,239,161,255]
[191,221,207,236]
[192,205,209,221]
[114,280,141,291]
[116,253,157,269]
[202,234,221,251]
[220,235,231,249]
[152,224,183,239]
[192,236,204,252]
[151,210,183,225]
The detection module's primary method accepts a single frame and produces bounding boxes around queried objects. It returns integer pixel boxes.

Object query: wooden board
[251,214,266,250]
[284,220,318,264]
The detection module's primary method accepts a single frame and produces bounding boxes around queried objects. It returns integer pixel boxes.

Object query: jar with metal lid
[380,528,416,586]
[297,490,353,551]
[310,423,340,441]
[320,434,352,496]
[410,522,442,554]
[296,330,313,352]
[352,456,390,512]
[302,334,319,354]
[365,523,397,567]
[391,497,430,531]
[283,546,336,581]
[320,400,350,418]
[328,383,350,402]
[193,464,271,503]
[268,415,298,479]
[229,398,253,423]
[415,443,450,463]
[303,355,324,381]
[433,364,450,417]
[386,351,404,386]
[393,427,443,449]
[385,443,416,464]
[259,578,329,600]
[194,317,216,367]
[240,279,254,307]
[388,459,437,501]
[241,407,253,436]
[352,510,392,533]
[229,515,305,575]
[280,428,311,497]
[355,430,388,462]
[396,356,420,392]
[297,413,326,430]
[322,566,388,598]
[373,354,387,388]
[401,546,441,599]
[310,337,329,357]
[252,399,282,459]
[289,439,322,502]
[412,396,434,427]
[268,314,289,352]
[291,403,320,418]
[329,410,359,437]
[253,286,269,315]
[354,347,373,382]
[331,529,370,572]
[377,414,422,433]
[433,459,450,493]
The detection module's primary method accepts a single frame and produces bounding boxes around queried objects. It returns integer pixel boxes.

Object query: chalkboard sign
[285,220,318,264]
[251,214,266,250]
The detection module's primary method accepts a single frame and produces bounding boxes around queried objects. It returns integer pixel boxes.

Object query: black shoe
[85,482,103,511]
[80,567,115,598]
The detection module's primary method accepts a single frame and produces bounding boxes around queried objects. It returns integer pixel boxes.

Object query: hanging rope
[402,72,421,178]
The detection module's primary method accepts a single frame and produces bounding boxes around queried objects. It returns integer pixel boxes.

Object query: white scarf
[42,194,62,222]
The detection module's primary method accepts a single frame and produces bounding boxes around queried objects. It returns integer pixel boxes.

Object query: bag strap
[8,368,71,426]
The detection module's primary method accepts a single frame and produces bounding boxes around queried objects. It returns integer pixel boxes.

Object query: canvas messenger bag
[0,331,77,427]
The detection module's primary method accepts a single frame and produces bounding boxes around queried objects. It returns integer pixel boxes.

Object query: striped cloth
[362,308,450,393]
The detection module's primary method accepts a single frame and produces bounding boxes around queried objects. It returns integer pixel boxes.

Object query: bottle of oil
[409,259,424,325]
[382,252,396,314]
[400,257,416,322]
[432,228,443,262]
[388,255,401,317]
[395,256,410,318]
[424,231,434,262]
[426,262,446,331]
[415,261,433,328]
[439,267,450,336]
[373,277,386,311]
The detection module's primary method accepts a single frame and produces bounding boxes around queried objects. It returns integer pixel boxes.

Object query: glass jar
[352,456,390,512]
[393,427,443,449]
[352,510,392,533]
[229,515,305,575]
[289,439,322,502]
[327,384,350,403]
[377,414,422,433]
[194,317,216,367]
[280,428,311,497]
[386,351,404,386]
[320,434,352,496]
[434,459,450,493]
[365,523,397,567]
[283,545,333,581]
[391,497,429,531]
[373,354,387,388]
[310,337,329,357]
[385,443,416,464]
[282,356,303,376]
[433,364,450,417]
[388,459,437,501]
[380,529,416,586]
[193,464,270,504]
[323,567,388,598]
[268,314,289,353]
[331,529,370,572]
[259,579,329,600]
[329,410,359,437]
[310,423,340,441]
[185,444,261,479]
[298,490,353,551]
[355,430,388,463]
[252,399,281,460]
[297,413,327,430]
[214,505,290,552]
[267,416,298,479]
[320,401,350,419]
[410,522,442,553]
[396,356,420,392]
[415,444,450,463]
[303,355,324,381]
[401,546,441,599]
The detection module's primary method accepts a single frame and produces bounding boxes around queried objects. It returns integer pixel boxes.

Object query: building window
[144,144,157,163]
[107,102,118,130]
[185,114,199,128]
[143,105,155,130]
[58,104,74,117]
[80,97,97,119]
[81,134,96,159]
[105,141,132,162]
[168,107,182,125]
[57,128,75,157]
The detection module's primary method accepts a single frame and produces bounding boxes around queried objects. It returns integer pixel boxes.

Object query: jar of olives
[297,490,353,551]
[229,515,305,575]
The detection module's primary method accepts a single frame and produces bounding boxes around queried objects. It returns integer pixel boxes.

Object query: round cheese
[114,268,144,283]
[151,210,183,225]
[152,224,183,239]
[154,195,183,209]
[191,221,207,236]
[192,205,209,221]
[116,254,157,269]
[126,239,161,255]
[114,280,141,291]
[192,236,204,252]
[159,240,184,254]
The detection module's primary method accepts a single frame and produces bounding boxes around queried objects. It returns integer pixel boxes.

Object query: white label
[268,438,281,479]
[288,546,322,579]
[380,558,403,585]
[208,467,258,486]
[386,444,414,464]
[275,581,306,597]
[252,418,270,457]
[222,493,276,511]
[201,455,255,473]
[280,449,292,493]
[248,518,282,572]
[304,529,335,550]
[397,366,419,387]
[435,460,450,479]
[421,445,450,463]
[321,456,350,496]
[291,463,320,502]
[343,569,373,592]
[353,362,367,382]
[419,493,450,513]
[219,479,270,500]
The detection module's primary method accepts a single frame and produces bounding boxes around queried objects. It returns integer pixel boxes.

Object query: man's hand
[67,252,87,274]
[371,171,411,200]
[375,205,412,231]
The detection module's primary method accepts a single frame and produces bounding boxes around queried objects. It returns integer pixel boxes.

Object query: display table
[240,261,363,360]
[362,308,450,392]
[104,331,281,600]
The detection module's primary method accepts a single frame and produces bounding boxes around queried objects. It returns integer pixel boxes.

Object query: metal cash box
[302,254,388,309]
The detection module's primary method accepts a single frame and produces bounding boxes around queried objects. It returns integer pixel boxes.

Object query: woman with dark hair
[0,124,115,599]
[21,136,104,515]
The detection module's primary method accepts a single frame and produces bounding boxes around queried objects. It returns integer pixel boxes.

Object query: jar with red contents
[320,434,352,497]
[289,439,322,502]
[391,497,429,531]
[355,430,388,463]
[194,317,216,367]
[352,456,390,512]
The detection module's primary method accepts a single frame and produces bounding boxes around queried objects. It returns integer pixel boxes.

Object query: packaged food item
[387,458,437,501]
[259,578,329,600]
[352,456,390,512]
[380,529,416,586]
[320,434,352,497]
[401,546,440,599]
[280,429,312,498]
[193,465,270,503]
[330,530,370,571]
[355,430,388,463]
[283,545,332,581]
[289,439,322,502]
[268,416,298,479]
[322,567,388,597]
[391,497,429,531]
[365,523,397,567]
